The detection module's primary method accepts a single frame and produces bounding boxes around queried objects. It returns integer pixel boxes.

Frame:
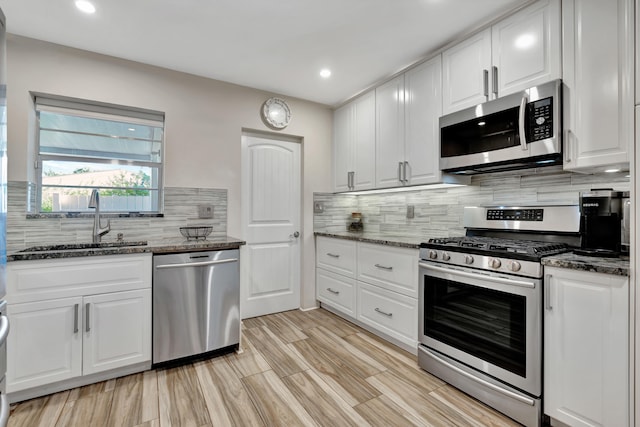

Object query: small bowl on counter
[180,226,213,241]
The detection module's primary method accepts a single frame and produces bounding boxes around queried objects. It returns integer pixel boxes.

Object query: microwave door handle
[518,94,529,150]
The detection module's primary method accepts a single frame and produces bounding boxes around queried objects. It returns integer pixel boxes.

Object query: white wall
[6,35,333,309]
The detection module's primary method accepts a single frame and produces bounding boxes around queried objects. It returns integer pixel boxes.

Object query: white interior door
[241,134,301,319]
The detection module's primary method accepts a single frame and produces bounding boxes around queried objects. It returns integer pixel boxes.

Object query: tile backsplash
[7,181,228,252]
[314,167,631,239]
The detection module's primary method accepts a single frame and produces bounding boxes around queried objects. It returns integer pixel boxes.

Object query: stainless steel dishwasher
[152,249,240,365]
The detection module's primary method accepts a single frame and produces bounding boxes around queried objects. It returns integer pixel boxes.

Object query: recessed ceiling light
[75,0,96,14]
[128,128,136,132]
[319,69,331,79]
[604,168,621,173]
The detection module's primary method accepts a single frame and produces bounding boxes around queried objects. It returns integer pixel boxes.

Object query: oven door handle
[419,262,536,289]
[424,348,536,406]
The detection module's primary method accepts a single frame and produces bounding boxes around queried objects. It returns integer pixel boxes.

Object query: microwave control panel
[529,97,553,141]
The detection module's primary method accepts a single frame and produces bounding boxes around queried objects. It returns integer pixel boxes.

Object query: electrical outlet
[198,204,214,219]
[314,201,325,213]
[407,205,415,219]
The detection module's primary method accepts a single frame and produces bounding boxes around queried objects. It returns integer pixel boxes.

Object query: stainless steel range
[418,205,580,427]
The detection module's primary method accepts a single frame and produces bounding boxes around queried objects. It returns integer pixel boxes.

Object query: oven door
[418,261,541,397]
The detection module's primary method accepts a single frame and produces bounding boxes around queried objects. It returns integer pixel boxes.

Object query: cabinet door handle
[85,303,91,332]
[73,303,79,333]
[492,66,498,97]
[375,263,393,271]
[327,253,340,258]
[398,162,403,182]
[349,171,355,190]
[327,288,340,295]
[483,69,489,98]
[544,274,552,310]
[375,307,393,317]
[403,161,410,183]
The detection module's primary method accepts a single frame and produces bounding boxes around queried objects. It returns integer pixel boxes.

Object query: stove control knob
[428,250,438,260]
[442,252,451,261]
[509,261,522,272]
[489,258,502,269]
[464,255,474,265]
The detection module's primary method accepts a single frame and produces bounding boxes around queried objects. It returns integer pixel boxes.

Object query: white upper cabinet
[375,75,406,188]
[333,103,352,192]
[404,56,443,186]
[376,56,443,188]
[442,0,561,115]
[491,0,561,96]
[333,91,375,192]
[442,30,492,115]
[562,0,633,171]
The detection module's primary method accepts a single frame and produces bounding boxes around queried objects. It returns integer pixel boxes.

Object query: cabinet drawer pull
[327,288,340,295]
[374,263,393,271]
[375,308,393,317]
[85,303,91,333]
[327,253,340,258]
[73,303,79,333]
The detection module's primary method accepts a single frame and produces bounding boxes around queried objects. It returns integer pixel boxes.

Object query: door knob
[290,231,300,238]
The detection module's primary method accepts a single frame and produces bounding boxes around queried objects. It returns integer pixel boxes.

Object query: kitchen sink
[18,241,148,252]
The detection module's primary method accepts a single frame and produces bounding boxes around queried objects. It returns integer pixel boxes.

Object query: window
[35,95,164,214]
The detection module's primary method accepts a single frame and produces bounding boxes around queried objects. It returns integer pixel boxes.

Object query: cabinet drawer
[316,268,356,316]
[357,243,418,297]
[8,254,152,304]
[357,282,417,348]
[316,237,357,278]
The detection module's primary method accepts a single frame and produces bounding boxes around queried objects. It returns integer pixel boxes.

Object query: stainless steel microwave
[440,79,562,175]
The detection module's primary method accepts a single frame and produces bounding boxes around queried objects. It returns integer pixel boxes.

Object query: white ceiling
[0,0,528,106]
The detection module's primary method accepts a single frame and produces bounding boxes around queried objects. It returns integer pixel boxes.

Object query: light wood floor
[8,308,521,427]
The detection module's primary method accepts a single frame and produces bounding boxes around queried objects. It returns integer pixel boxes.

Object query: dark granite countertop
[314,231,422,249]
[542,252,630,276]
[8,236,246,262]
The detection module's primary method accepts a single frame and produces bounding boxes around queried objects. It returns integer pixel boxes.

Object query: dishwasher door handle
[155,258,238,269]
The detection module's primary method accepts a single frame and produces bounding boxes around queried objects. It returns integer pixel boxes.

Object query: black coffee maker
[576,189,624,257]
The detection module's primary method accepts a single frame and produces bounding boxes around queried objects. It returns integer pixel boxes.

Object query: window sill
[26,212,164,219]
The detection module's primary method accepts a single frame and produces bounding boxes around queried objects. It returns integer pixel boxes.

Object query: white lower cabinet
[357,282,417,347]
[7,297,83,391]
[315,236,418,353]
[316,268,356,317]
[83,289,151,375]
[6,254,152,398]
[544,266,629,427]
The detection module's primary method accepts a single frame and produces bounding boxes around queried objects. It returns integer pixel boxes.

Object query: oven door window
[424,275,526,377]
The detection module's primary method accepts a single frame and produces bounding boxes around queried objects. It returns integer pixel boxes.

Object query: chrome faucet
[88,189,111,243]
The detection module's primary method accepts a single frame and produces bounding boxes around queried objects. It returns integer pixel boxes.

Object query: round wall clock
[262,97,291,129]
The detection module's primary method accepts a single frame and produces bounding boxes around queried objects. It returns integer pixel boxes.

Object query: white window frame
[34,94,165,214]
